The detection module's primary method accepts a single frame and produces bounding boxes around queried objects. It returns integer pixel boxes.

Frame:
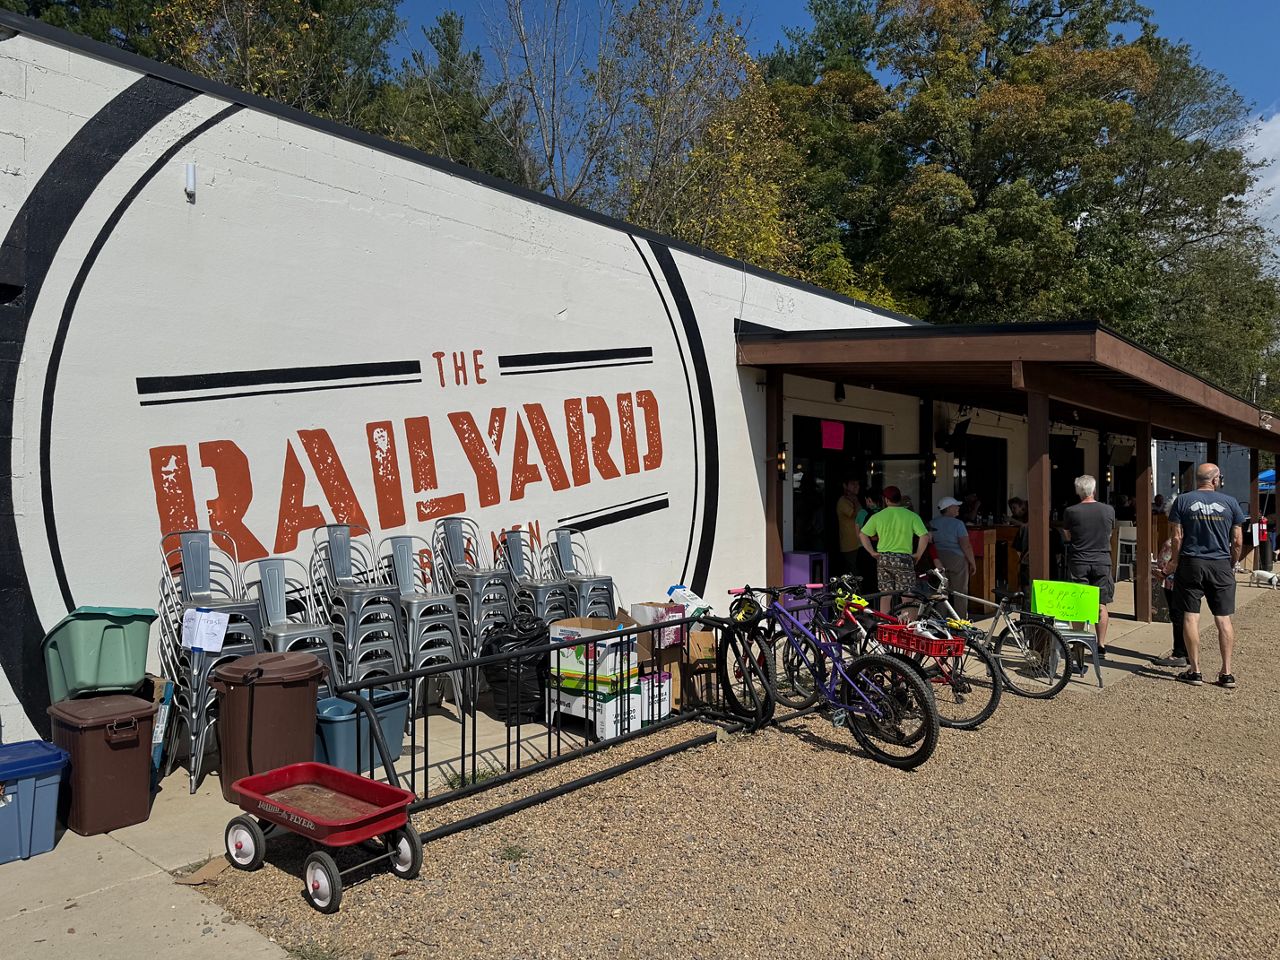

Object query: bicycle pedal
[831,709,848,728]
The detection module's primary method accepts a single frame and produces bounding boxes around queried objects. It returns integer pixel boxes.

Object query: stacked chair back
[242,556,339,690]
[311,524,404,688]
[157,530,264,793]
[378,535,468,713]
[541,527,616,618]
[499,529,573,622]
[431,516,513,658]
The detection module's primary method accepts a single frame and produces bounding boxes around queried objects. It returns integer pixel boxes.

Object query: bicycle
[890,569,1072,699]
[717,584,940,769]
[823,577,1003,730]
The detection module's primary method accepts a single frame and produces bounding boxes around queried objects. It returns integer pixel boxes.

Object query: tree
[15,0,164,56]
[150,0,399,126]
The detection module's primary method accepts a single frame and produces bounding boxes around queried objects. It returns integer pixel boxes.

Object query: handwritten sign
[180,607,230,653]
[1031,580,1100,623]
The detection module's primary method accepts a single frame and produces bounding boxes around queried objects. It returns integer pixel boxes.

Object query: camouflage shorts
[877,552,917,593]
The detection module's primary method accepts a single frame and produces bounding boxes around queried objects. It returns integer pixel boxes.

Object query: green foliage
[16,0,163,56]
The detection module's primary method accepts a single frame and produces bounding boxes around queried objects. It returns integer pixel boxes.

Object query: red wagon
[224,762,420,913]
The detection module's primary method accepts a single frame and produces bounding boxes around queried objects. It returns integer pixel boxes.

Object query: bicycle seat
[992,588,1025,603]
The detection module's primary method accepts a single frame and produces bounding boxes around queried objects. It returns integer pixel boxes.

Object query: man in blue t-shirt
[1162,463,1246,689]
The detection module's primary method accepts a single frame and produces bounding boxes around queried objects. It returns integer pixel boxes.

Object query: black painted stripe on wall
[499,360,653,377]
[137,359,421,394]
[138,376,420,406]
[558,493,670,526]
[497,347,653,369]
[649,242,719,596]
[571,498,670,532]
[0,76,206,735]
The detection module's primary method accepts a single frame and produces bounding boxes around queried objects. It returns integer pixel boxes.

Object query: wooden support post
[1207,433,1221,468]
[1136,420,1153,622]
[765,370,784,586]
[1250,447,1261,517]
[1027,391,1051,585]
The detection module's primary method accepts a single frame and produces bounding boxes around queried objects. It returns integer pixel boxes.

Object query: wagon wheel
[303,851,343,914]
[224,815,266,871]
[385,827,423,880]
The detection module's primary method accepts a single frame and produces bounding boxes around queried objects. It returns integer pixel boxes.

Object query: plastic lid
[212,651,327,685]
[42,606,159,647]
[0,740,69,781]
[47,694,158,729]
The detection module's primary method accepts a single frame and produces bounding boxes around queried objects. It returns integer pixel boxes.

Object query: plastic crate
[877,623,965,659]
[0,741,68,864]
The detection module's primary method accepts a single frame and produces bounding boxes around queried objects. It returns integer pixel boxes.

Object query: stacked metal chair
[498,529,573,622]
[431,516,514,658]
[310,524,405,686]
[156,530,263,793]
[241,556,340,691]
[541,527,616,617]
[377,534,468,711]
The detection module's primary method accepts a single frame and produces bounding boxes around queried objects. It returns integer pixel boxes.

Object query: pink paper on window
[821,420,844,451]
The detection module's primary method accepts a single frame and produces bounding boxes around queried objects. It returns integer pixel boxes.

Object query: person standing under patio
[836,477,863,581]
[860,485,930,613]
[1162,463,1245,688]
[1061,475,1115,656]
[930,497,976,617]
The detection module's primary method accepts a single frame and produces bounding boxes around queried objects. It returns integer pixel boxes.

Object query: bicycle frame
[766,599,888,720]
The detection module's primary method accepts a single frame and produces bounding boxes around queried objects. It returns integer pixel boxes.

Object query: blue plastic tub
[0,740,69,864]
[314,690,410,775]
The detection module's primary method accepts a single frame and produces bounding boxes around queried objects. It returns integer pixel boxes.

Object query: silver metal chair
[499,529,573,621]
[431,516,514,657]
[311,524,404,686]
[541,527,615,618]
[242,556,339,686]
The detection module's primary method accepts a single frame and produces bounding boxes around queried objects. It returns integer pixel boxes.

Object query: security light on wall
[834,382,846,402]
[184,162,197,203]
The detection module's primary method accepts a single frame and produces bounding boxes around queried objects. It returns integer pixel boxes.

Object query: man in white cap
[930,496,976,617]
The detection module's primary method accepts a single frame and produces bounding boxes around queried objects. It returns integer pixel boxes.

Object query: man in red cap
[859,485,930,612]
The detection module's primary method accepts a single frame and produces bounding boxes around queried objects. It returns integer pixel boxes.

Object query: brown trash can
[47,695,158,836]
[212,651,326,802]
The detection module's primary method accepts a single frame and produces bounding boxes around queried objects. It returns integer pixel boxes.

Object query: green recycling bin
[42,607,158,703]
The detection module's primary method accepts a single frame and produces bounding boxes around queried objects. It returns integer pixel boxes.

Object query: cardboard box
[686,630,717,665]
[141,673,174,786]
[631,602,685,649]
[548,667,639,696]
[550,684,640,740]
[677,662,716,709]
[638,672,672,724]
[551,614,640,684]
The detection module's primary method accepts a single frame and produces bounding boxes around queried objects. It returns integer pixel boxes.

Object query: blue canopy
[1260,469,1275,493]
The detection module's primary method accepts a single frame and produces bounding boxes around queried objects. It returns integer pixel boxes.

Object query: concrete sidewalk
[2,576,1267,959]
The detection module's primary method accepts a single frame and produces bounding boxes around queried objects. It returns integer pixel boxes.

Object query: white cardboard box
[638,672,672,724]
[550,684,641,740]
[551,614,640,682]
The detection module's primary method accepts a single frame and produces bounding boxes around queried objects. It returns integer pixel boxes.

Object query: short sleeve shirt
[1063,501,1115,564]
[837,496,861,551]
[1167,491,1246,560]
[929,515,969,559]
[862,506,928,555]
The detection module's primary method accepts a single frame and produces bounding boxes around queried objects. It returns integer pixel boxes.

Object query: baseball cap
[882,485,901,503]
[937,496,962,511]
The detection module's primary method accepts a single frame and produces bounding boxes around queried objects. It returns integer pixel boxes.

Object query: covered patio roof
[735,319,1278,451]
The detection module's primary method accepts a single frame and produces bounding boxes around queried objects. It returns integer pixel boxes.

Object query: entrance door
[1050,435,1086,515]
[955,434,1007,522]
[791,416,883,563]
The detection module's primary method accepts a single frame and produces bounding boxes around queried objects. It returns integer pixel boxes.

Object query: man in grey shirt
[1061,475,1116,654]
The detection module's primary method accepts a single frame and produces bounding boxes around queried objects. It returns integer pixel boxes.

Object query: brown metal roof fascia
[736,326,1094,367]
[1092,331,1258,429]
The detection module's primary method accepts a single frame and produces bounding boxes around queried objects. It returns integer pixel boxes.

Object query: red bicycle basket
[877,623,965,659]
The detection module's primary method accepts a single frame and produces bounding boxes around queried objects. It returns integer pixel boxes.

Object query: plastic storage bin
[42,606,158,703]
[314,690,410,775]
[48,695,157,836]
[0,740,69,863]
[212,652,326,802]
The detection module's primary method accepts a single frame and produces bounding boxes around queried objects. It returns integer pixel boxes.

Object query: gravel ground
[203,599,1280,960]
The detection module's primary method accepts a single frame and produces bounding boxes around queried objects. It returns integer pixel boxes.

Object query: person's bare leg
[1214,615,1234,676]
[1097,604,1109,649]
[1182,610,1201,673]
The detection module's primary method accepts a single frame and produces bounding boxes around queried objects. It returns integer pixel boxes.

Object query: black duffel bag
[481,615,549,723]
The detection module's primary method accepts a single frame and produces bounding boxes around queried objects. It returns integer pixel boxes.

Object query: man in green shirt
[859,485,930,612]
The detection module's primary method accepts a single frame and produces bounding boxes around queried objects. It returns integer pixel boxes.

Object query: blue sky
[396,1,1280,230]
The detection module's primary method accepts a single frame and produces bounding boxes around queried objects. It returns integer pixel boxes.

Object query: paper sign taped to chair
[181,608,231,653]
[1031,581,1100,623]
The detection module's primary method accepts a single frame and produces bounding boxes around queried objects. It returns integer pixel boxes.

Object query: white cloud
[1246,109,1280,247]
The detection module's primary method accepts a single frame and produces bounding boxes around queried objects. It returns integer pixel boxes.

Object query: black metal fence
[330,616,747,839]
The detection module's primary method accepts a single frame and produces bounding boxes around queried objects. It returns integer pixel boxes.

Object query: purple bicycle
[717,584,940,769]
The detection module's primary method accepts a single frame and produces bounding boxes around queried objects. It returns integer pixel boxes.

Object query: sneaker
[1153,654,1188,668]
[1176,669,1204,686]
[1216,674,1238,689]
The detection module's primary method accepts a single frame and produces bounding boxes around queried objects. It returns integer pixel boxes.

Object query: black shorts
[1067,560,1115,605]
[1174,557,1236,617]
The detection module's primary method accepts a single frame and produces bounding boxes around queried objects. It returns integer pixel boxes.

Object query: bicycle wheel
[772,630,827,710]
[716,626,776,726]
[993,618,1071,699]
[837,653,939,769]
[919,638,1002,730]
